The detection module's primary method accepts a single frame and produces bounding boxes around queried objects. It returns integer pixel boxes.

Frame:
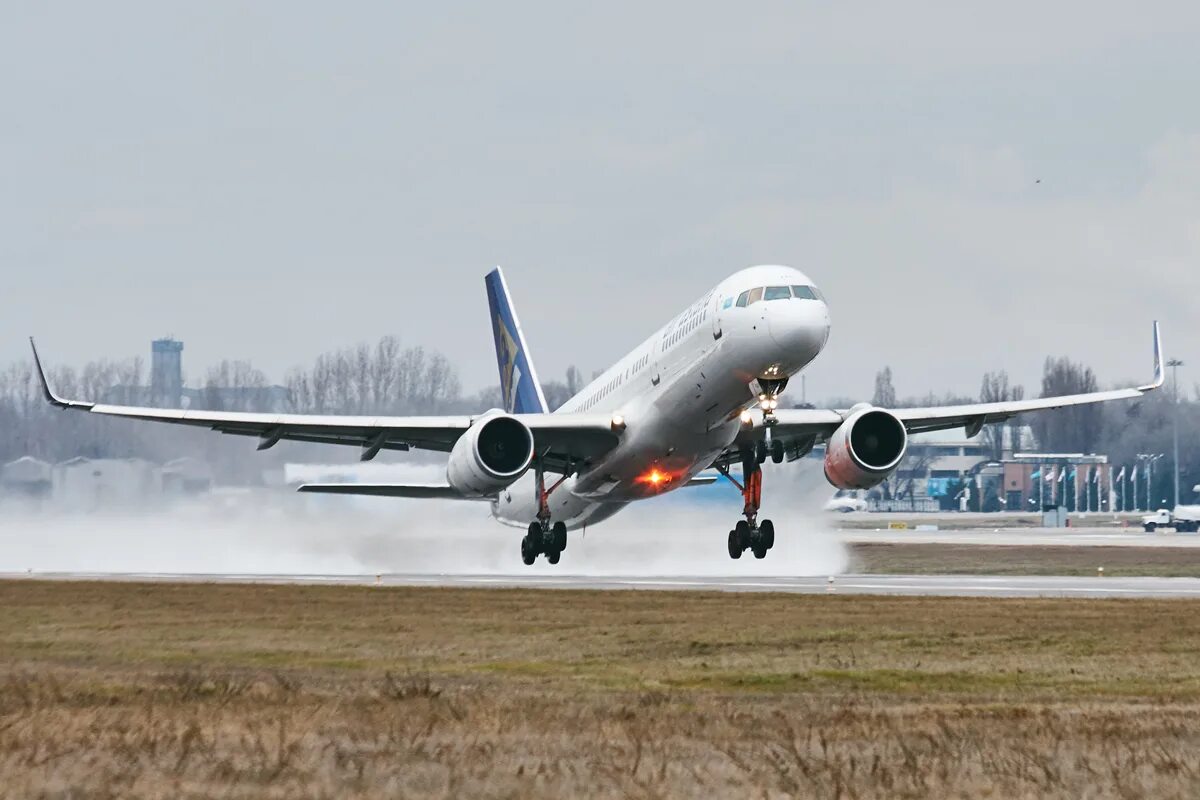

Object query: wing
[716,321,1164,465]
[29,340,616,473]
[297,483,489,499]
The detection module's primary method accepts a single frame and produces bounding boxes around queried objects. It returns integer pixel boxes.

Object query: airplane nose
[766,299,830,355]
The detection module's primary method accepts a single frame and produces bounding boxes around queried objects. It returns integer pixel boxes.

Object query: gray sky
[4,2,1199,402]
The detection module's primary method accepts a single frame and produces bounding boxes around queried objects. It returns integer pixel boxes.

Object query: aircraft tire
[751,541,767,558]
[727,530,742,559]
[547,549,561,565]
[760,519,775,549]
[771,440,784,464]
[552,521,568,552]
[520,535,538,565]
[735,520,752,550]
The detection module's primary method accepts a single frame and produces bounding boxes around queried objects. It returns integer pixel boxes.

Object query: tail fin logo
[495,314,521,412]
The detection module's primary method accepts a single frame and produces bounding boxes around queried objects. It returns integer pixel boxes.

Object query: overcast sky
[3,2,1199,402]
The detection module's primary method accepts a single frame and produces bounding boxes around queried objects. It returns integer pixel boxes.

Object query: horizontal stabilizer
[684,475,718,487]
[297,483,483,500]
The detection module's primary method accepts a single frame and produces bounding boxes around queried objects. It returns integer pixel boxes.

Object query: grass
[852,542,1200,576]
[4,580,1200,797]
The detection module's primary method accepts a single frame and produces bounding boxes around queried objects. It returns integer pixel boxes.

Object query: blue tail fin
[485,267,548,414]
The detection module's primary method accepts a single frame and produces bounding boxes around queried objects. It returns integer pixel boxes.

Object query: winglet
[28,338,93,410]
[1137,321,1165,392]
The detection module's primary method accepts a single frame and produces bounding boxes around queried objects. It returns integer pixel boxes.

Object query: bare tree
[872,367,897,407]
[1033,357,1101,453]
[566,365,583,396]
[979,370,1024,459]
[201,360,268,412]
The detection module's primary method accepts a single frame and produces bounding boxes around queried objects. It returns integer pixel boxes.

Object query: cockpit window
[735,290,749,307]
[747,286,764,305]
[791,285,821,300]
[764,286,791,301]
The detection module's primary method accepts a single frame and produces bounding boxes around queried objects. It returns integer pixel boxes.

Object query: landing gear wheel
[727,530,742,559]
[520,534,538,565]
[755,441,768,465]
[734,520,752,551]
[752,542,767,559]
[521,521,544,565]
[759,519,775,550]
[546,549,561,565]
[551,521,568,552]
[770,440,784,464]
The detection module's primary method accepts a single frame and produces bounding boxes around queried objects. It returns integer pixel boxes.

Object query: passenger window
[735,291,749,307]
[764,286,791,301]
[791,285,817,300]
[747,287,764,305]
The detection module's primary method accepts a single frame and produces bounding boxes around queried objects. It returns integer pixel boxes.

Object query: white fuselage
[490,265,831,530]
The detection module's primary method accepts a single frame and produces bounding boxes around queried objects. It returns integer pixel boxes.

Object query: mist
[0,462,849,578]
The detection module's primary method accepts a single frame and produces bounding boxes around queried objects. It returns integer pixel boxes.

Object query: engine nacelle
[446,413,535,497]
[823,406,908,490]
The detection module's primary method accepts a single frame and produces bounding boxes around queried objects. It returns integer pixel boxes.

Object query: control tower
[150,338,184,407]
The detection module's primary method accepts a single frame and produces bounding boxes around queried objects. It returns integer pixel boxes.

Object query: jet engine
[446,413,535,497]
[823,405,908,490]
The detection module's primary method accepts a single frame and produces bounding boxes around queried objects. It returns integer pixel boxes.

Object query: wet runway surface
[8,572,1200,597]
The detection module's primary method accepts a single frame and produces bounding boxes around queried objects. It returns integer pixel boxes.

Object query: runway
[8,571,1200,597]
[843,527,1200,547]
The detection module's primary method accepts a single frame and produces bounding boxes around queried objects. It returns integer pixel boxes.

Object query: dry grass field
[4,580,1200,798]
[851,542,1200,576]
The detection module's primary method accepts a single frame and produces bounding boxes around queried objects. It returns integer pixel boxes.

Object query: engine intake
[824,406,907,490]
[446,413,534,497]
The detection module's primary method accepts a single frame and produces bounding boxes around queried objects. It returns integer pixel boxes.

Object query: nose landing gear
[717,452,776,559]
[520,461,570,565]
[752,378,789,465]
[756,378,788,427]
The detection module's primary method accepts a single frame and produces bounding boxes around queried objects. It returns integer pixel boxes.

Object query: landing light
[611,414,626,432]
[636,468,671,487]
[740,410,754,425]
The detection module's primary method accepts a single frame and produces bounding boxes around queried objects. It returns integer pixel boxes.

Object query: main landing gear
[520,463,569,565]
[716,453,776,559]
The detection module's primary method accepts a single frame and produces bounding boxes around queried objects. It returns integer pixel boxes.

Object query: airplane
[31,265,1164,565]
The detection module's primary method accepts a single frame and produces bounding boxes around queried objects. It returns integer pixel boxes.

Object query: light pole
[1138,453,1165,511]
[1168,358,1184,508]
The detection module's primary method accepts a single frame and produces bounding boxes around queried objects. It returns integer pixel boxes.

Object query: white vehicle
[31,265,1165,564]
[1142,506,1200,533]
[824,491,868,513]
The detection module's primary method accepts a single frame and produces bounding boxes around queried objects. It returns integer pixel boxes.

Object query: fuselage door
[712,293,724,340]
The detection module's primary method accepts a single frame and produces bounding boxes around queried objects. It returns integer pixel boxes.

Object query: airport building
[0,455,216,511]
[1,456,53,505]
